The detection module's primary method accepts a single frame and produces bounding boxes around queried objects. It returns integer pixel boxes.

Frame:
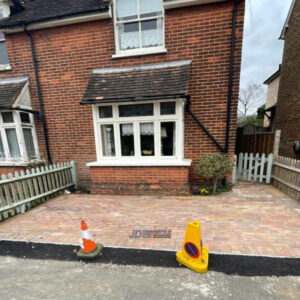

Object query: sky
[240,0,293,92]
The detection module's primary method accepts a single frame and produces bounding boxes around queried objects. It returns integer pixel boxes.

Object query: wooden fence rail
[0,161,77,221]
[232,153,273,184]
[272,156,300,201]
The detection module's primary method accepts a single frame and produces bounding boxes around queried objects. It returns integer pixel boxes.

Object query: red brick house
[273,0,300,159]
[0,0,244,194]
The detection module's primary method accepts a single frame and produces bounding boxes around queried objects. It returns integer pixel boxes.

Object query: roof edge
[0,76,29,84]
[263,66,281,85]
[0,0,229,32]
[80,94,188,105]
[0,6,111,32]
[280,0,296,40]
[93,60,192,74]
[163,0,227,9]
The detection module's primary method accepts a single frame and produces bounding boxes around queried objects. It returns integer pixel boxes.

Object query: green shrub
[195,153,233,194]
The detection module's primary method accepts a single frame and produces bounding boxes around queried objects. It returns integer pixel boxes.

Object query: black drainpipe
[225,0,243,153]
[23,27,52,164]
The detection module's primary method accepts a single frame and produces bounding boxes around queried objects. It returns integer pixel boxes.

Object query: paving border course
[0,240,299,277]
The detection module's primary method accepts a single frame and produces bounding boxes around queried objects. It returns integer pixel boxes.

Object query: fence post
[273,130,281,156]
[232,155,237,185]
[70,161,78,190]
[266,154,273,184]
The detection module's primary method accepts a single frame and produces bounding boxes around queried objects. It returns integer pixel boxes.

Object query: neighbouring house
[273,0,300,159]
[263,66,280,130]
[0,0,245,195]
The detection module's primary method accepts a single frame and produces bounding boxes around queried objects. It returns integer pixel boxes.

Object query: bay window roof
[0,77,28,108]
[81,60,191,104]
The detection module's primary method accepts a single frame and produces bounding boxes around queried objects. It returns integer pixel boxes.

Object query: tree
[238,84,265,117]
[195,153,233,194]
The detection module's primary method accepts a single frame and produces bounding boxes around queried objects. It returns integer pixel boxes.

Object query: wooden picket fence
[0,161,78,221]
[232,153,273,184]
[272,156,300,201]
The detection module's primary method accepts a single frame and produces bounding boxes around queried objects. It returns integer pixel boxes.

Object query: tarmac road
[0,256,299,300]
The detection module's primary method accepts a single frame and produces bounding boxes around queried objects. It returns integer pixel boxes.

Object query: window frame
[0,33,11,71]
[0,110,40,164]
[91,99,187,166]
[113,0,166,57]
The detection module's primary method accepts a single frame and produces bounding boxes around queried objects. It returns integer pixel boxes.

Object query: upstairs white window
[0,111,39,163]
[0,33,10,70]
[114,0,165,56]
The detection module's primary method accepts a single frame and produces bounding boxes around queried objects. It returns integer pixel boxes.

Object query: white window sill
[87,159,192,167]
[0,159,45,167]
[112,48,167,59]
[0,64,11,71]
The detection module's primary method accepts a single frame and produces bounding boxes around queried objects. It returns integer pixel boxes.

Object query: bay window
[114,0,165,56]
[91,99,189,166]
[0,110,39,164]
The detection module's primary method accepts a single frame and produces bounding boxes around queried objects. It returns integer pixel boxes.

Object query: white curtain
[122,124,134,136]
[101,125,115,156]
[140,123,154,135]
[141,19,163,48]
[0,132,4,157]
[119,25,140,50]
[5,128,21,158]
[23,128,36,158]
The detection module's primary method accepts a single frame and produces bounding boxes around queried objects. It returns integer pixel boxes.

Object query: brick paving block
[0,183,299,257]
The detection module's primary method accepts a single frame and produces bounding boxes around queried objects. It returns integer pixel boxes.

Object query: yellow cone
[176,221,209,273]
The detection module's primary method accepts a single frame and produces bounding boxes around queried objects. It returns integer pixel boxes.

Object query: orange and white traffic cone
[79,221,97,253]
[77,221,103,260]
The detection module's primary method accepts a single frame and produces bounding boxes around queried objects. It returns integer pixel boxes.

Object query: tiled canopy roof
[0,0,109,28]
[0,78,27,107]
[81,61,191,104]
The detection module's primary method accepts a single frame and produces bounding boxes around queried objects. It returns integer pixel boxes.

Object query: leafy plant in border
[195,153,233,195]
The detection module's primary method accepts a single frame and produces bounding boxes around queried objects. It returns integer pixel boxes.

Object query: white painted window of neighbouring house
[91,99,189,166]
[113,0,165,57]
[0,110,39,163]
[0,33,10,71]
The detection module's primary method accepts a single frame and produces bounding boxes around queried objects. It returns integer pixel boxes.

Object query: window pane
[119,104,153,117]
[161,122,175,156]
[20,112,31,123]
[120,124,135,156]
[0,42,9,65]
[101,125,116,157]
[116,0,138,21]
[2,112,14,123]
[23,128,36,159]
[160,102,176,115]
[99,106,113,119]
[141,19,163,48]
[118,22,140,50]
[5,128,21,158]
[140,123,154,156]
[0,133,5,158]
[140,0,163,18]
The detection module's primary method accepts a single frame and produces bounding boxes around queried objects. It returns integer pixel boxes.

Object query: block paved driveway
[0,182,299,257]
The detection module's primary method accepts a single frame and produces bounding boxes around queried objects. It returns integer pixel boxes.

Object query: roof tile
[81,61,191,103]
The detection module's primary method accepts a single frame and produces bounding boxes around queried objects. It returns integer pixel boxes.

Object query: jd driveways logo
[129,230,172,239]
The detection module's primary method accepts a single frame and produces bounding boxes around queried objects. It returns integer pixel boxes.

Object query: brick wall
[90,166,190,195]
[0,1,244,193]
[275,0,300,158]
